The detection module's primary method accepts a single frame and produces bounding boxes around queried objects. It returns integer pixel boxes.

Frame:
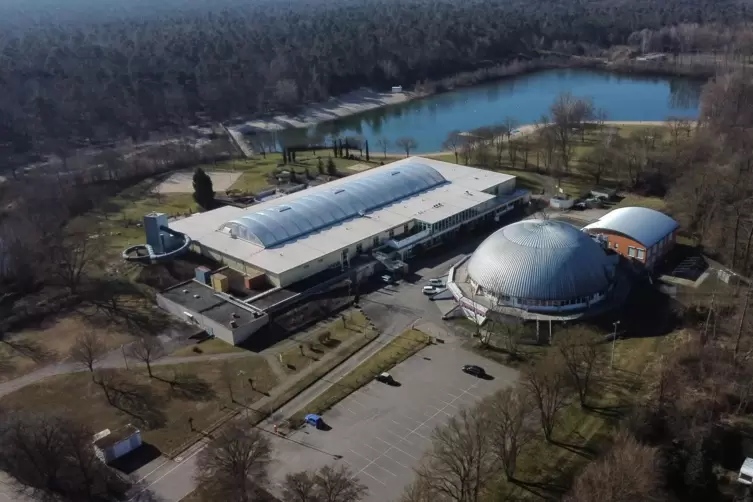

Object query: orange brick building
[582,207,679,270]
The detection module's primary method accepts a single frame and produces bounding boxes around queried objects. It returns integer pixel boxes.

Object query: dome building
[460,219,617,314]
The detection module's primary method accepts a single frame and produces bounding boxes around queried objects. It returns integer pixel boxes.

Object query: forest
[2,0,753,161]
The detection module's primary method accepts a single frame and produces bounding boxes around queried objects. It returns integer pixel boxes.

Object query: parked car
[462,364,486,377]
[428,278,444,287]
[422,286,438,295]
[381,275,395,284]
[305,413,325,429]
[375,372,393,384]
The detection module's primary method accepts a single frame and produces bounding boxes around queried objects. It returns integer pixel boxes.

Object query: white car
[428,278,444,287]
[422,286,438,295]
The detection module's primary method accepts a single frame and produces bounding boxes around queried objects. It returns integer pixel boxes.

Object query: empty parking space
[267,335,518,502]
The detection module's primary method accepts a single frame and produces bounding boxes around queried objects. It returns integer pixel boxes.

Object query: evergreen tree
[332,140,338,158]
[327,156,337,175]
[338,139,343,158]
[345,141,350,157]
[317,157,324,174]
[192,167,215,210]
[290,169,298,183]
[305,167,312,180]
[365,140,370,161]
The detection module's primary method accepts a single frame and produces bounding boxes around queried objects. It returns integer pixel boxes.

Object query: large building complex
[169,157,529,288]
[448,220,620,320]
[583,207,679,270]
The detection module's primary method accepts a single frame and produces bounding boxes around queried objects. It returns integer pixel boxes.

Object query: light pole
[610,320,621,369]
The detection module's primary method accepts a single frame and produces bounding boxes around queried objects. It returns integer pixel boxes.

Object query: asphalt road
[266,330,518,502]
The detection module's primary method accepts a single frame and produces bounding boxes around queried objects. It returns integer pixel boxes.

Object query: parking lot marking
[439,399,459,409]
[345,408,357,415]
[349,397,368,408]
[383,452,411,470]
[351,382,480,483]
[375,436,419,460]
[384,429,413,445]
[427,404,453,416]
[360,470,387,486]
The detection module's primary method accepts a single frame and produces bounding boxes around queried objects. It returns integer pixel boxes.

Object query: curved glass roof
[221,162,447,248]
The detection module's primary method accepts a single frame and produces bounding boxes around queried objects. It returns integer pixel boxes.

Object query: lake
[277,69,703,154]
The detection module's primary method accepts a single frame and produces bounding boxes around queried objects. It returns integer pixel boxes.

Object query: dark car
[462,364,485,377]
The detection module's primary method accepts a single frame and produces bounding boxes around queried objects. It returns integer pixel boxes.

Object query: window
[356,243,363,254]
[637,248,645,260]
[341,248,348,259]
[614,242,619,249]
[373,236,379,246]
[403,224,409,234]
[628,246,636,257]
[388,229,394,238]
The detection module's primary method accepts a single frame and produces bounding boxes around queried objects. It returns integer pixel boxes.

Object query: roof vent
[278,206,292,212]
[182,289,189,294]
[334,189,345,194]
[391,171,401,176]
[193,294,200,299]
[232,313,240,319]
[229,320,237,328]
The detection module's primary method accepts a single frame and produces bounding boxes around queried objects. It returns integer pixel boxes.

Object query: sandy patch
[347,163,375,172]
[154,170,242,194]
[233,88,419,133]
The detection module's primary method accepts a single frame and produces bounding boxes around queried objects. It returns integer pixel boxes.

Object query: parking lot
[267,328,518,502]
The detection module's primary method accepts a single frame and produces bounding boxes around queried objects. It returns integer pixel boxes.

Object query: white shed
[93,424,142,463]
[739,457,753,485]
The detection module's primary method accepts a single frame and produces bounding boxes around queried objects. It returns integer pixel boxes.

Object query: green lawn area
[289,329,431,426]
[481,330,682,501]
[0,356,278,454]
[73,179,198,261]
[278,310,375,374]
[614,193,667,211]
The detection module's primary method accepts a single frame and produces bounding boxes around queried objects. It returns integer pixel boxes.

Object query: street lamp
[610,320,621,369]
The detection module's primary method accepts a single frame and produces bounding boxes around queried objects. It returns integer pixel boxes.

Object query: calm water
[277,69,702,153]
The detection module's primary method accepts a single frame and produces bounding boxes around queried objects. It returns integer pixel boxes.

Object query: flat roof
[170,158,517,274]
[162,280,225,312]
[202,301,258,328]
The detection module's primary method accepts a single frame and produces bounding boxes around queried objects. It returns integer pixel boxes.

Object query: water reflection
[274,68,702,153]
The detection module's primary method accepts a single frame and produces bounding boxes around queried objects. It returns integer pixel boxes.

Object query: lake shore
[233,88,422,133]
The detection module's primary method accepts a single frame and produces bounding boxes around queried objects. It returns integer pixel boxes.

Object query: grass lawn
[73,179,198,261]
[288,329,431,426]
[169,338,249,358]
[614,193,667,211]
[482,330,683,501]
[0,356,278,454]
[278,311,374,374]
[0,315,134,383]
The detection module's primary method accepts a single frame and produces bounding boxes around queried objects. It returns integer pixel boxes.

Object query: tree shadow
[158,373,216,402]
[1,338,56,363]
[550,438,597,459]
[510,476,569,499]
[98,375,167,429]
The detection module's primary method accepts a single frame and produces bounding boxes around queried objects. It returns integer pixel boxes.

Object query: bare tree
[502,117,518,141]
[581,143,611,185]
[416,405,496,502]
[487,387,536,481]
[195,424,273,502]
[395,137,418,157]
[48,223,103,294]
[220,360,236,403]
[557,329,600,408]
[376,137,390,159]
[128,336,165,378]
[281,471,318,502]
[523,355,570,442]
[313,465,367,502]
[564,431,667,502]
[69,329,107,378]
[550,93,593,171]
[442,131,463,164]
[0,411,130,501]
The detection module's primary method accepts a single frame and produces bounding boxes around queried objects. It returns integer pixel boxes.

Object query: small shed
[391,86,403,92]
[740,458,753,485]
[93,425,142,463]
[549,195,574,210]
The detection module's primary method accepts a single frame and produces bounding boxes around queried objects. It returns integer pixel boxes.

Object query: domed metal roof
[466,219,613,301]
